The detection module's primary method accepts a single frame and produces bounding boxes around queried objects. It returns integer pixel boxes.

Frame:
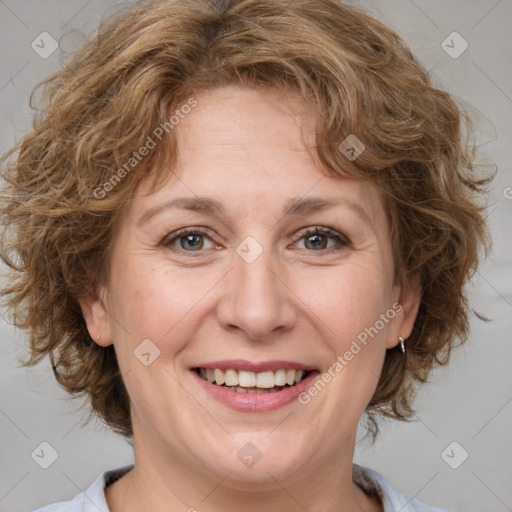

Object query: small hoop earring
[97,333,101,342]
[399,336,405,354]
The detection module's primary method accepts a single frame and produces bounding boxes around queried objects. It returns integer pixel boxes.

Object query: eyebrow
[137,195,373,228]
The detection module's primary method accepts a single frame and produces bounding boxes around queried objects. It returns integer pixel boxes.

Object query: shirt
[33,463,457,511]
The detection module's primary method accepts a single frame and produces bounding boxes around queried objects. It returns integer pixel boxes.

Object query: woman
[0,0,492,510]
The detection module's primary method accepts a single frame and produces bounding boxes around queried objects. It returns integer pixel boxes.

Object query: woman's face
[82,84,419,485]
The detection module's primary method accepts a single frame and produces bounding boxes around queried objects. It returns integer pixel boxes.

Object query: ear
[386,272,422,350]
[78,285,113,347]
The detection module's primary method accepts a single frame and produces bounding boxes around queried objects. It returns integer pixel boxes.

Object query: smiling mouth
[194,367,313,394]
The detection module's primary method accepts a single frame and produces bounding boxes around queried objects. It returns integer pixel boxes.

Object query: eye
[162,227,216,252]
[162,226,350,256]
[291,226,350,254]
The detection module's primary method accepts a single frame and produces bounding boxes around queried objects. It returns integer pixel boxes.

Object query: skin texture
[80,84,420,512]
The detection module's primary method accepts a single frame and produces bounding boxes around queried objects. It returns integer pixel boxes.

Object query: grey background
[0,1,511,511]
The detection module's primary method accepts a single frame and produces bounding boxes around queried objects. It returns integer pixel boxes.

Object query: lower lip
[191,369,320,412]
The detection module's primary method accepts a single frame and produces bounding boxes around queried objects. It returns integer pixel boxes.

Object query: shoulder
[32,465,134,512]
[352,463,458,512]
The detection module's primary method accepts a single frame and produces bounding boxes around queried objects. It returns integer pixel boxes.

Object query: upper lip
[193,359,317,372]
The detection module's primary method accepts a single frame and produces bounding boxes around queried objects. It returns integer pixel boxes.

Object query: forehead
[133,84,386,231]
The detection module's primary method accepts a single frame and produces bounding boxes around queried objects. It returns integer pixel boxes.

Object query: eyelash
[162,226,351,256]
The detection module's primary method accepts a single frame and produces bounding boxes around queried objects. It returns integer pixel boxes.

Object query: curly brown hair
[0,0,494,441]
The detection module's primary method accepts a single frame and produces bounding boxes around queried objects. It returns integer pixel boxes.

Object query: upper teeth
[199,368,305,388]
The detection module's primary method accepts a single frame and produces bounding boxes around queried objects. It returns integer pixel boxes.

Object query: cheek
[108,259,216,356]
[303,267,392,415]
[307,261,392,345]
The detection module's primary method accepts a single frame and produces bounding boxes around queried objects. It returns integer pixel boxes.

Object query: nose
[216,246,298,342]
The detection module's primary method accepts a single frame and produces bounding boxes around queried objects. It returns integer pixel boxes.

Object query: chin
[198,436,311,486]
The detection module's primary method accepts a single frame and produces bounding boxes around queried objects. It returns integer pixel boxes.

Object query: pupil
[182,234,203,250]
[307,234,326,250]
